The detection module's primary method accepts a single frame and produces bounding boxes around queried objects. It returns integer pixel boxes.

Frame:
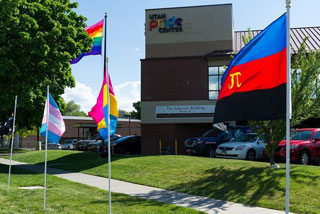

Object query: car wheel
[246,149,256,161]
[208,147,215,158]
[299,150,310,165]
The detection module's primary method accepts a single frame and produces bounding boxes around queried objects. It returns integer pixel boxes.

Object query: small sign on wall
[156,105,215,118]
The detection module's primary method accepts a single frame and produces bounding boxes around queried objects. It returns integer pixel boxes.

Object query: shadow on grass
[0,163,36,175]
[42,152,145,172]
[3,152,145,175]
[165,164,320,208]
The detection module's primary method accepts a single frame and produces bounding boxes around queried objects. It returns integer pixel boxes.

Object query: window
[291,130,313,140]
[312,131,320,140]
[208,66,226,100]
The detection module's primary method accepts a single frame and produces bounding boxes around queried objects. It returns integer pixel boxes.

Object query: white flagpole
[7,95,18,193]
[103,13,112,214]
[43,85,49,210]
[285,1,291,214]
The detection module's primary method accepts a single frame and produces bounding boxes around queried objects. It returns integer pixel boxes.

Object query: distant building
[20,116,141,148]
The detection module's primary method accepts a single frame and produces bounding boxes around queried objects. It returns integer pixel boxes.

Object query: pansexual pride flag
[71,19,103,64]
[88,70,118,139]
[214,14,287,123]
[40,94,65,143]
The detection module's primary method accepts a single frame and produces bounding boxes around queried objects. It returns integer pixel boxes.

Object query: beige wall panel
[146,40,232,58]
[142,100,217,124]
[145,4,233,58]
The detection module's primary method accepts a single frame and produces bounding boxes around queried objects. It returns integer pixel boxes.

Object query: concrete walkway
[0,158,287,214]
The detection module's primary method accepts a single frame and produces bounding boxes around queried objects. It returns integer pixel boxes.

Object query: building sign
[156,105,215,118]
[149,14,183,33]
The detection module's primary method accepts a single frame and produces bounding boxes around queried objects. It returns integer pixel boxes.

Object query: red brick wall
[141,123,213,155]
[141,58,208,101]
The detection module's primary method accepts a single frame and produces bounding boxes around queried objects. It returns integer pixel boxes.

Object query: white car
[215,133,265,161]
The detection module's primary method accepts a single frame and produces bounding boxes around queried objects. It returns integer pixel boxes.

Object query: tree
[63,100,87,117]
[131,101,141,119]
[0,0,91,130]
[124,101,141,119]
[250,39,320,165]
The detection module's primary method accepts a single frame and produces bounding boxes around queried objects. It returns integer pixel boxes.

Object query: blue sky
[63,0,320,113]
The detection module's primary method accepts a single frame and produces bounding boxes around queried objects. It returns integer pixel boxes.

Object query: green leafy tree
[124,101,141,119]
[241,28,253,46]
[63,100,87,116]
[131,101,141,119]
[0,0,91,130]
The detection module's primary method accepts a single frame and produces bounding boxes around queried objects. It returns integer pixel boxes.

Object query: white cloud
[62,80,141,114]
[134,47,140,52]
[114,81,140,112]
[62,81,97,113]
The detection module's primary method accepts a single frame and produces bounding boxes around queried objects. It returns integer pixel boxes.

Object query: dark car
[113,135,141,154]
[275,128,320,165]
[75,134,102,151]
[87,134,121,152]
[184,126,252,157]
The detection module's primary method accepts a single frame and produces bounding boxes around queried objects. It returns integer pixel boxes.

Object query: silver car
[215,133,265,161]
[60,139,77,150]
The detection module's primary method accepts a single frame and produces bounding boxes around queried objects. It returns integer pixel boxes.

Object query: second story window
[208,66,226,100]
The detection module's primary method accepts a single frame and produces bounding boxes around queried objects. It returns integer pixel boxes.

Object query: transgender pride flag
[40,94,65,143]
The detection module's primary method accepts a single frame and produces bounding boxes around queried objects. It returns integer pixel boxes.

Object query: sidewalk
[0,158,286,214]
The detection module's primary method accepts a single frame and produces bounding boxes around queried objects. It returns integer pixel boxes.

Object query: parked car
[87,134,121,152]
[215,133,265,161]
[113,135,141,154]
[60,139,77,150]
[274,128,320,165]
[184,126,252,157]
[75,134,102,151]
[41,142,61,150]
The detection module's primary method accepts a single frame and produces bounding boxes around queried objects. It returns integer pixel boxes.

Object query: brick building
[20,116,140,148]
[141,4,320,155]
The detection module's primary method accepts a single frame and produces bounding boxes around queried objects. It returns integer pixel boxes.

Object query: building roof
[62,115,141,123]
[234,27,320,54]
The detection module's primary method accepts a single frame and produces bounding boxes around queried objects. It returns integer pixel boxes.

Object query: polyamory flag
[214,13,287,123]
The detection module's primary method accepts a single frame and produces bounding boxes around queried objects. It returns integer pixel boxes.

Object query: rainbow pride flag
[71,19,103,64]
[88,70,118,139]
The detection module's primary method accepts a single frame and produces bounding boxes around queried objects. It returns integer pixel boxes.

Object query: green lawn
[6,150,320,214]
[0,164,203,214]
[0,148,28,154]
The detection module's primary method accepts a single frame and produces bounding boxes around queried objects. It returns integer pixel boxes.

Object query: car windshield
[231,134,257,143]
[89,135,101,140]
[114,136,132,143]
[202,128,221,137]
[291,130,313,140]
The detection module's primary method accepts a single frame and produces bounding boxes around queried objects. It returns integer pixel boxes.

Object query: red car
[275,128,320,165]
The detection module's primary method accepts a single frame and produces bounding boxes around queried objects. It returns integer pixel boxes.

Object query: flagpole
[103,12,112,214]
[285,1,291,214]
[7,95,17,194]
[43,85,49,210]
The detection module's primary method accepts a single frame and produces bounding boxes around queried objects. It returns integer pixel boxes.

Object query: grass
[0,163,203,214]
[6,150,320,214]
[0,148,28,154]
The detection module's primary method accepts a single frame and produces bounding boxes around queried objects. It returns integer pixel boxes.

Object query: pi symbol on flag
[228,72,242,89]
